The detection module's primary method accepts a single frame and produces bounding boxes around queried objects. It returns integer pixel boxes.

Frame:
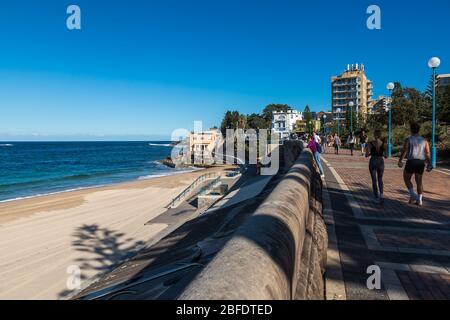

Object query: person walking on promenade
[347,132,356,156]
[323,134,328,154]
[359,130,367,156]
[333,133,341,155]
[365,130,387,204]
[398,122,432,206]
[308,135,325,178]
[319,133,327,154]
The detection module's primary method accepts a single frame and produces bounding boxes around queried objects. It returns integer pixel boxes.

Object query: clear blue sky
[0,0,449,140]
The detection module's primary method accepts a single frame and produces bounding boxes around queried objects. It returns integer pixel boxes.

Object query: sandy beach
[0,167,229,300]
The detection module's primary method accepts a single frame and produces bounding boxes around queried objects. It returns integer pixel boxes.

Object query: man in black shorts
[398,123,432,206]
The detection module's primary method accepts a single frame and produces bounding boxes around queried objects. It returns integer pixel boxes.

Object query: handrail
[169,172,219,208]
[197,177,221,196]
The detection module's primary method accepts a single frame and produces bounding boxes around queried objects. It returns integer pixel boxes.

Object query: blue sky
[0,0,449,140]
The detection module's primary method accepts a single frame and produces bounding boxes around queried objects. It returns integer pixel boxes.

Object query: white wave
[0,144,13,147]
[148,143,172,147]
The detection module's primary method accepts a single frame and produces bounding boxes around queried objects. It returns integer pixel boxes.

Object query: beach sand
[0,166,230,300]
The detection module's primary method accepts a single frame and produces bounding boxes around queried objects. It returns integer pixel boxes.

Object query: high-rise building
[370,95,391,114]
[331,64,373,127]
[438,74,450,88]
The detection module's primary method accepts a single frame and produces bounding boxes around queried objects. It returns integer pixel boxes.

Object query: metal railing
[197,177,222,196]
[168,172,219,208]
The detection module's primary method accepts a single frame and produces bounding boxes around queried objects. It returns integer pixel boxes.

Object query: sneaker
[320,174,325,179]
[415,198,423,206]
[408,196,416,204]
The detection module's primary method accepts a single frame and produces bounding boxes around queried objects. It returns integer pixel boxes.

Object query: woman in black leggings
[365,130,387,204]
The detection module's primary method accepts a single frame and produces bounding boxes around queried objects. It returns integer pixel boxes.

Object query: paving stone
[323,150,450,301]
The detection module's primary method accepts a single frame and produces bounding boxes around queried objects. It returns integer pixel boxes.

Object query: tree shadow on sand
[59,224,146,299]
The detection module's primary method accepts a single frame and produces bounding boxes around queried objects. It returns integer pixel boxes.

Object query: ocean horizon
[0,141,194,202]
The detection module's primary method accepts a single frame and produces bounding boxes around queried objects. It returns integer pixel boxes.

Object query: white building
[272,110,303,140]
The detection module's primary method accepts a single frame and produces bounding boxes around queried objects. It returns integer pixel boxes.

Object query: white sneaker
[416,195,423,206]
[320,174,325,179]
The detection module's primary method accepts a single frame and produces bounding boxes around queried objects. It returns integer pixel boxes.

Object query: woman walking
[359,130,367,156]
[347,132,356,156]
[307,135,325,178]
[333,133,341,155]
[365,130,387,204]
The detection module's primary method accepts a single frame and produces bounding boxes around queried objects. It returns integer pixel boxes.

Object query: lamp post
[336,108,341,136]
[386,82,395,158]
[428,57,441,168]
[348,101,354,134]
[323,114,327,134]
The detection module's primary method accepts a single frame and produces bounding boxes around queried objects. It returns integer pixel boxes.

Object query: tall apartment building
[371,95,392,114]
[331,64,373,127]
[438,74,450,88]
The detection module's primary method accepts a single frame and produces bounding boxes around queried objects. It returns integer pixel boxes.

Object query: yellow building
[188,130,222,164]
[331,64,373,128]
[294,120,321,134]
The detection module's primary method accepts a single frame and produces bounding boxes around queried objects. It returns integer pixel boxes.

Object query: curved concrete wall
[178,149,327,300]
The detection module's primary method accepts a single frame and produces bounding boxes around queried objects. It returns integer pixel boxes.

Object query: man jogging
[398,122,432,206]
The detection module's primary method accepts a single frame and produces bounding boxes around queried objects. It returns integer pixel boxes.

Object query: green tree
[366,112,387,132]
[437,85,450,124]
[426,75,450,123]
[391,82,418,126]
[303,105,312,133]
[246,113,268,130]
[220,110,244,134]
[403,87,430,123]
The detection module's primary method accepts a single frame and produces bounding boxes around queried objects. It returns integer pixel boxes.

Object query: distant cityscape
[184,63,450,159]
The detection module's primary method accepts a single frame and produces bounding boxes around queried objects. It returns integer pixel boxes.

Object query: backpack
[316,142,322,154]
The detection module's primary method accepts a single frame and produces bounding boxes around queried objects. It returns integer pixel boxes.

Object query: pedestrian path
[321,148,450,300]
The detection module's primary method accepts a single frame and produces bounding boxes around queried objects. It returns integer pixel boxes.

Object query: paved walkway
[322,148,450,300]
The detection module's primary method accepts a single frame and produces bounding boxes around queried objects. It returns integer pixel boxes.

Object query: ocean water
[0,142,193,202]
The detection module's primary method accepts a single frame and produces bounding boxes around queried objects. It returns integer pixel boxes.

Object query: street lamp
[348,101,354,134]
[386,82,395,158]
[323,114,327,134]
[336,108,341,136]
[428,57,441,168]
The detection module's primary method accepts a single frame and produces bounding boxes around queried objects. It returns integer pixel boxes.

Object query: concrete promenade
[322,148,450,300]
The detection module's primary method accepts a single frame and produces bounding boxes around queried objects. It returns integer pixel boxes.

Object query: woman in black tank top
[365,130,387,203]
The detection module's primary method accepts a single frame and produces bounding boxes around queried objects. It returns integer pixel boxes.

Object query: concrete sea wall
[179,148,327,300]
